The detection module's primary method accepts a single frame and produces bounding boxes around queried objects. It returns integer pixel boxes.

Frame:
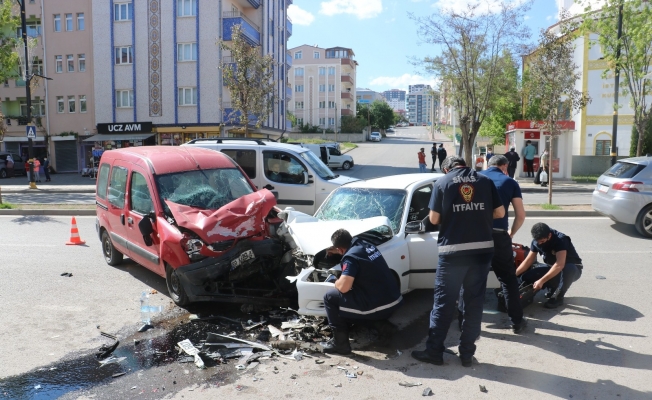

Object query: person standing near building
[523,140,536,178]
[33,158,41,182]
[430,143,437,171]
[43,157,51,182]
[504,147,520,179]
[411,156,504,367]
[539,149,549,187]
[418,148,427,173]
[479,155,528,333]
[437,143,447,171]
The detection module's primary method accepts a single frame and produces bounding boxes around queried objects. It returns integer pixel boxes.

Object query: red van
[95,146,291,308]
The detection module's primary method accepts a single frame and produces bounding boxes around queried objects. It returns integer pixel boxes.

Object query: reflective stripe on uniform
[438,240,494,254]
[340,295,403,315]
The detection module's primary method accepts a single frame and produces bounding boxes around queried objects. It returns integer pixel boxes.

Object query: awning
[83,133,155,142]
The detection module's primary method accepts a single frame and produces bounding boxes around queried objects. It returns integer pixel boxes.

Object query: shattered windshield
[299,150,337,180]
[155,169,254,211]
[314,188,407,234]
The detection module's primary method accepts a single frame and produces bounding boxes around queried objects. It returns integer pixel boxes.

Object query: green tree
[410,2,532,164]
[356,103,374,128]
[630,116,652,156]
[340,115,366,133]
[219,25,275,137]
[580,0,652,157]
[371,100,394,131]
[0,0,20,142]
[523,12,591,204]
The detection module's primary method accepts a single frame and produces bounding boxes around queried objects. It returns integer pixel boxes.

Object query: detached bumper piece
[175,238,290,306]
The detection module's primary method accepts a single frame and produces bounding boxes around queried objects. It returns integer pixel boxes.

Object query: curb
[509,210,600,217]
[520,187,593,194]
[0,209,96,216]
[1,189,96,194]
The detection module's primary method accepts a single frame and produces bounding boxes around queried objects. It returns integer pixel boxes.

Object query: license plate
[598,184,609,193]
[231,249,255,268]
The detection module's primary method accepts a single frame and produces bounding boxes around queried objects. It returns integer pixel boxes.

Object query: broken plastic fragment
[422,387,433,396]
[335,383,342,388]
[315,360,325,364]
[398,382,422,387]
[596,275,606,280]
[236,365,246,370]
[99,356,126,367]
[292,350,304,361]
[138,324,153,332]
[177,339,205,369]
[479,385,488,393]
[396,350,403,356]
[60,272,73,277]
[345,373,357,379]
[112,372,126,378]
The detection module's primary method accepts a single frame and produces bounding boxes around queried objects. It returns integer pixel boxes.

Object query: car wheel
[166,264,190,307]
[342,161,352,170]
[0,169,6,179]
[101,230,123,266]
[635,204,652,238]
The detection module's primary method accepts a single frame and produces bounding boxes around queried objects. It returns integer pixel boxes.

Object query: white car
[282,174,500,317]
[369,132,382,142]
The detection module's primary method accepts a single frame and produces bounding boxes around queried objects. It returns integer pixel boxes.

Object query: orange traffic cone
[66,216,86,245]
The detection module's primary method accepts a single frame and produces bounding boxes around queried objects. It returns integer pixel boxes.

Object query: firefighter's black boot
[321,329,351,355]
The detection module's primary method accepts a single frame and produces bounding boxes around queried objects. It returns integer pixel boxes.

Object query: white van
[293,143,354,170]
[182,139,358,214]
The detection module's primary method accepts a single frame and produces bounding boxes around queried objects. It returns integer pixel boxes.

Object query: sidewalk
[0,173,96,193]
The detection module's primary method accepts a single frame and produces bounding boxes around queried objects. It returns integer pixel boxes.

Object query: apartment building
[91,0,291,152]
[356,88,384,105]
[287,45,357,130]
[1,0,94,173]
[407,84,433,125]
[383,89,406,112]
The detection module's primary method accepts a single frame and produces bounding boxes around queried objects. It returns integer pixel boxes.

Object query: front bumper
[295,267,332,317]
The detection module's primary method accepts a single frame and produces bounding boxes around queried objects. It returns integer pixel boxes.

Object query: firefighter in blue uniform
[412,156,504,367]
[321,229,403,355]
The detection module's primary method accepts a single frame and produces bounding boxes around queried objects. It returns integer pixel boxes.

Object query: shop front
[83,122,156,172]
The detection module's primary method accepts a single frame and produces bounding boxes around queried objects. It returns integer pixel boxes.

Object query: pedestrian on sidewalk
[437,143,447,171]
[33,158,41,182]
[43,157,51,182]
[523,141,536,177]
[504,147,520,179]
[430,143,437,171]
[418,148,427,173]
[539,149,549,187]
[25,161,31,183]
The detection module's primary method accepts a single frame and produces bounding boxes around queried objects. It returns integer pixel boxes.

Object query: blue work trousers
[520,262,582,296]
[426,253,492,359]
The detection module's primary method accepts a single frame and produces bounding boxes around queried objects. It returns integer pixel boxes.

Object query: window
[319,84,325,92]
[116,90,134,108]
[319,117,325,125]
[318,67,325,76]
[295,84,304,92]
[221,150,256,179]
[68,96,76,113]
[595,140,611,156]
[19,22,42,36]
[114,3,133,21]
[108,166,128,208]
[79,95,87,113]
[114,46,133,65]
[328,67,336,75]
[178,87,197,106]
[328,101,336,109]
[318,101,325,109]
[263,151,308,185]
[54,14,61,32]
[328,84,335,92]
[78,54,86,72]
[296,118,303,126]
[67,55,74,72]
[294,51,302,59]
[328,118,335,126]
[177,0,197,17]
[177,43,197,61]
[65,14,73,31]
[97,164,111,200]
[31,59,43,75]
[77,13,84,31]
[56,96,64,113]
[130,172,154,215]
[294,67,304,76]
[20,100,44,116]
[55,55,63,73]
[314,51,320,59]
[295,101,303,109]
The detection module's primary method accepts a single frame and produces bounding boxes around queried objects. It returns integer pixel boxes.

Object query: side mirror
[138,216,154,246]
[304,172,313,184]
[405,220,424,234]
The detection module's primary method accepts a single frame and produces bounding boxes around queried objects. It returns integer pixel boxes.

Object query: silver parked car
[592,156,652,237]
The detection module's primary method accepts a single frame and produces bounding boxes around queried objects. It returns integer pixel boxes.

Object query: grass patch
[0,202,17,209]
[284,137,358,152]
[540,203,562,210]
[340,142,357,152]
[572,175,600,183]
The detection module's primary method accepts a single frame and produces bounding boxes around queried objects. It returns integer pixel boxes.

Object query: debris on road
[422,387,433,396]
[95,332,119,359]
[98,356,126,367]
[138,324,153,332]
[479,385,488,393]
[315,359,325,364]
[596,275,606,280]
[112,372,126,378]
[345,373,357,379]
[177,339,205,369]
[399,382,422,387]
[60,272,73,277]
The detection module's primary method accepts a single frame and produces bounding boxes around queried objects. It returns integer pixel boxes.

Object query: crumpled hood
[166,190,277,243]
[283,209,393,256]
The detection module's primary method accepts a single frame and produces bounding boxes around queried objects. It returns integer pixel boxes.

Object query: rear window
[603,162,646,179]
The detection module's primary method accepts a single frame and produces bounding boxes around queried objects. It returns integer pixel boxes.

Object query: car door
[125,168,163,275]
[104,161,132,259]
[262,150,315,214]
[327,147,342,168]
[404,184,439,289]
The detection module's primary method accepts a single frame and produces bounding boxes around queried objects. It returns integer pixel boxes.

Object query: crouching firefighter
[321,229,403,355]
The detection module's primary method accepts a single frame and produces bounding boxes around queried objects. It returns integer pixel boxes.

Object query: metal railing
[222,11,260,32]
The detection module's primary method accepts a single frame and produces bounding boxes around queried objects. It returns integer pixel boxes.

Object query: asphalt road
[1,214,651,399]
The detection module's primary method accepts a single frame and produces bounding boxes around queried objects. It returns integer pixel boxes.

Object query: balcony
[233,0,261,9]
[341,92,353,100]
[222,11,261,46]
[223,102,257,125]
[247,0,261,8]
[286,86,292,99]
[341,58,355,69]
[341,109,354,116]
[341,75,354,85]
[286,18,292,37]
[221,56,236,86]
[286,51,292,67]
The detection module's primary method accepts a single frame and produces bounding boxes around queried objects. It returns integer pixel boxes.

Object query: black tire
[101,230,123,266]
[635,204,652,238]
[0,169,6,179]
[342,161,352,170]
[166,264,190,307]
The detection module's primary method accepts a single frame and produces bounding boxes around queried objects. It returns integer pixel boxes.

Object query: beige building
[287,45,357,130]
[1,0,94,173]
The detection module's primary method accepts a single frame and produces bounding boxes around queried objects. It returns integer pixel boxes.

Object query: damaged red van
[95,146,295,308]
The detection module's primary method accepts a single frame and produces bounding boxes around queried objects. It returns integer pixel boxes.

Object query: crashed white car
[281,174,500,317]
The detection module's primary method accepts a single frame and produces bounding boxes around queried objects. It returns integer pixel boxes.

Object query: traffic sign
[26,125,37,139]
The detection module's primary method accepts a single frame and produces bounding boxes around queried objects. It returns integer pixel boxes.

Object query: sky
[287,0,575,94]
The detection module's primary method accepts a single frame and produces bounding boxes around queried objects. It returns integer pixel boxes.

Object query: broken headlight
[180,232,206,261]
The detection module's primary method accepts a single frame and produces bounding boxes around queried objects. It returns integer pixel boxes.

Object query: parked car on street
[294,143,354,170]
[281,174,501,316]
[369,132,382,142]
[592,156,652,237]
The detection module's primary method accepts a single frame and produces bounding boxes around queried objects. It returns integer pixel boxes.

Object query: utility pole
[19,0,36,189]
[610,1,623,166]
[334,103,338,143]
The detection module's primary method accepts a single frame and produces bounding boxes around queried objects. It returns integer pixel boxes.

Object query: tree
[371,100,395,131]
[219,25,275,137]
[580,0,652,157]
[630,116,652,156]
[340,115,366,133]
[410,2,532,165]
[356,103,374,128]
[522,12,591,204]
[393,111,408,125]
[0,0,19,142]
